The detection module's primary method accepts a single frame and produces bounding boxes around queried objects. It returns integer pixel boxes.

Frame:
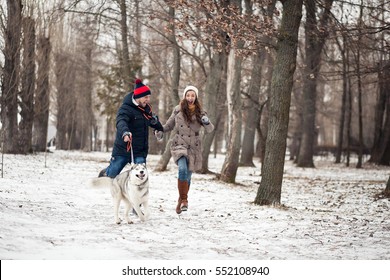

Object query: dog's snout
[140,170,144,174]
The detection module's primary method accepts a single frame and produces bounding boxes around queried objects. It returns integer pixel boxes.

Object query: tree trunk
[54,52,76,150]
[385,176,390,197]
[346,73,352,167]
[335,33,347,163]
[297,0,334,167]
[119,0,132,86]
[19,17,36,154]
[220,47,242,183]
[155,6,181,171]
[220,0,243,184]
[254,0,303,206]
[240,51,262,167]
[241,0,276,167]
[369,62,390,166]
[81,46,93,152]
[356,1,364,168]
[1,0,22,154]
[200,50,227,173]
[32,36,51,152]
[134,0,143,77]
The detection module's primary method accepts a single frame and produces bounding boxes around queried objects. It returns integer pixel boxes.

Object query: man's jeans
[106,155,146,178]
[177,156,192,186]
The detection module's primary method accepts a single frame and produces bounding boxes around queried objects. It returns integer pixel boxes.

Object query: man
[99,79,163,178]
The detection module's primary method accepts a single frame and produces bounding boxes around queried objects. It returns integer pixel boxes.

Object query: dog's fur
[89,163,150,224]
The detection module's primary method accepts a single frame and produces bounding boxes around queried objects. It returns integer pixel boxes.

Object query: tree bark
[119,0,132,86]
[54,52,76,150]
[335,33,347,163]
[254,0,303,206]
[241,0,276,167]
[369,62,390,166]
[297,0,334,167]
[220,47,242,183]
[81,46,93,152]
[356,1,364,168]
[240,51,262,167]
[1,0,22,154]
[19,17,36,154]
[32,36,51,152]
[385,176,390,196]
[155,6,181,171]
[200,50,227,173]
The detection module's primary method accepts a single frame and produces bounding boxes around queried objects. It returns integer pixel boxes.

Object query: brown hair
[180,98,203,124]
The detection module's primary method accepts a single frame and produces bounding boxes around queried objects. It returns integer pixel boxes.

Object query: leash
[127,141,134,164]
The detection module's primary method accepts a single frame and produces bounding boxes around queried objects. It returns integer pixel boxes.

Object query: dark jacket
[112,92,163,159]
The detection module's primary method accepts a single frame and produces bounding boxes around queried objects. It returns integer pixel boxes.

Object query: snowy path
[0,151,389,259]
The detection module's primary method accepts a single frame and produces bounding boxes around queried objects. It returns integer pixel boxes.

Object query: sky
[0,149,389,279]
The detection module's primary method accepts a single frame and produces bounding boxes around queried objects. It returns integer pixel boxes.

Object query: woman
[160,85,214,214]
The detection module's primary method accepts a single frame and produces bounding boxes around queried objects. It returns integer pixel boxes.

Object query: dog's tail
[88,177,114,189]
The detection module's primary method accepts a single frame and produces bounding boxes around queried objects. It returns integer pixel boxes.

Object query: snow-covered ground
[0,150,389,260]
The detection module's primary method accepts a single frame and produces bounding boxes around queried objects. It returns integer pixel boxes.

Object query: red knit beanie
[133,79,151,98]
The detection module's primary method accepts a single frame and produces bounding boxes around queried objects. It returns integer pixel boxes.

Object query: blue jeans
[177,156,192,186]
[106,155,146,178]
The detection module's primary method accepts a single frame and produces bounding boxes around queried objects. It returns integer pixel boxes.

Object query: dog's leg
[124,199,134,224]
[132,203,147,222]
[142,200,150,220]
[113,197,121,224]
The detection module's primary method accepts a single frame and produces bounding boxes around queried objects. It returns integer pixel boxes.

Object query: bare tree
[369,61,390,165]
[32,36,51,152]
[240,0,276,167]
[200,49,228,173]
[1,0,22,153]
[254,0,303,206]
[19,16,36,153]
[154,5,181,171]
[119,0,133,85]
[297,0,334,167]
[220,0,243,183]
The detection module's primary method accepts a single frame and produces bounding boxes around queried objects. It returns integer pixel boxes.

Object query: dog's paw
[115,218,122,224]
[127,220,134,224]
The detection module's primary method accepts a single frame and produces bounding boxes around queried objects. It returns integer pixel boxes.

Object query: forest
[1,0,389,205]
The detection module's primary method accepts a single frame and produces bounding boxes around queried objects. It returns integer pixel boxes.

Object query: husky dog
[90,163,150,224]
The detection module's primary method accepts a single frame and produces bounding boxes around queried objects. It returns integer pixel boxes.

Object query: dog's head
[129,163,148,185]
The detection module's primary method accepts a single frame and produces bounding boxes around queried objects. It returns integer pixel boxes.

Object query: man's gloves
[201,115,210,125]
[122,132,132,143]
[154,130,164,141]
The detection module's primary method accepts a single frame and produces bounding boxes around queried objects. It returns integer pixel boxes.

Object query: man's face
[136,95,150,108]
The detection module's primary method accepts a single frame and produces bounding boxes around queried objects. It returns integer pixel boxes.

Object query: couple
[99,79,214,214]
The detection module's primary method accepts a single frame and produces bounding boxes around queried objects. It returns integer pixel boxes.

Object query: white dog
[90,163,150,224]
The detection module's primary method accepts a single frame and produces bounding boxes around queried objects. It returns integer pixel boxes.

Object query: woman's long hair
[180,98,202,124]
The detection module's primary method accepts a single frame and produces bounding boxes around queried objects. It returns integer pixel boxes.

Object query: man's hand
[123,132,132,143]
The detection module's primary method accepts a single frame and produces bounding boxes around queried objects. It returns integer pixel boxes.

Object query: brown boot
[176,180,189,214]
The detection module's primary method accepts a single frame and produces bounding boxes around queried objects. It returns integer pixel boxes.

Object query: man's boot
[176,179,189,214]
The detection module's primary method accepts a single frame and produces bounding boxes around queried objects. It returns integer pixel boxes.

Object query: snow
[0,150,389,261]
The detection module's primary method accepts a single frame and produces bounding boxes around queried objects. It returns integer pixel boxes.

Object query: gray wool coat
[163,105,214,172]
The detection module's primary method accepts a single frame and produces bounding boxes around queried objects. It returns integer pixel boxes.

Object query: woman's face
[185,90,197,105]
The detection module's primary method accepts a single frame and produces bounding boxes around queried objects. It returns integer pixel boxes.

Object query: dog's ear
[142,163,146,167]
[130,163,135,170]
